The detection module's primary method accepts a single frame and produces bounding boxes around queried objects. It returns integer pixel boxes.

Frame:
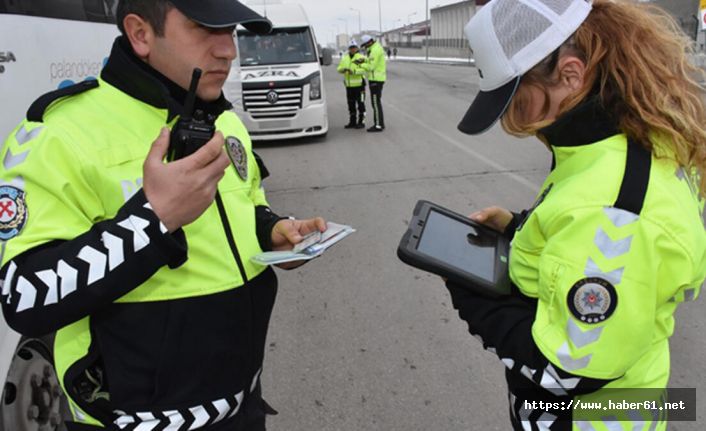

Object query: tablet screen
[416,209,496,283]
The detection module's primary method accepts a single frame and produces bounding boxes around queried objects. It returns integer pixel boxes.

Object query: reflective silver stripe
[539,363,580,396]
[509,392,518,421]
[101,232,125,271]
[113,387,249,430]
[603,207,638,228]
[77,246,107,286]
[556,342,592,372]
[594,228,633,259]
[676,167,699,197]
[117,215,151,252]
[15,125,44,146]
[15,276,37,312]
[227,391,245,419]
[575,421,597,431]
[585,258,624,285]
[3,147,29,170]
[601,416,622,431]
[518,402,532,431]
[2,261,17,299]
[162,410,183,431]
[250,367,262,392]
[520,365,536,380]
[143,202,168,234]
[211,399,231,424]
[627,410,645,431]
[536,412,557,430]
[567,319,604,349]
[501,358,515,369]
[188,405,210,429]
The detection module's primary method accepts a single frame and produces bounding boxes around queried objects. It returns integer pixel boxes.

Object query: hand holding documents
[251,222,356,266]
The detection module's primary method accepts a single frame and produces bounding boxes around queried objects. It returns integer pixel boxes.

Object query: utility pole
[425,0,430,62]
[378,0,382,34]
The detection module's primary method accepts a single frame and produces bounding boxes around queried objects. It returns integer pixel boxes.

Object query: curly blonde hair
[502,0,706,197]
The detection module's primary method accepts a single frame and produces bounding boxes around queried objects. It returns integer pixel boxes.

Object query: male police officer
[0,1,326,430]
[359,35,387,132]
[336,40,367,129]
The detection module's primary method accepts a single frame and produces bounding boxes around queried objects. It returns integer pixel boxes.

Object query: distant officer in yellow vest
[446,0,706,430]
[0,1,326,430]
[336,40,367,129]
[359,34,386,132]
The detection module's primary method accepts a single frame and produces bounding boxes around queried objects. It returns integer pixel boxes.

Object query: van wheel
[0,337,72,431]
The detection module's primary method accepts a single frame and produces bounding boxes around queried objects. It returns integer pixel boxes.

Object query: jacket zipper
[215,191,248,283]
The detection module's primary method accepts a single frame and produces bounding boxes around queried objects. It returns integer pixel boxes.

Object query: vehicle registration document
[251,222,356,266]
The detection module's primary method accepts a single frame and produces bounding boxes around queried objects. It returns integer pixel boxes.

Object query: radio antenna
[182,68,202,121]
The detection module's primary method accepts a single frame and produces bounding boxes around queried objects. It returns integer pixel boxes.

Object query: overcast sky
[245,0,465,45]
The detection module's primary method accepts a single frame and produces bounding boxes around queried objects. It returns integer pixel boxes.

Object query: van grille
[242,87,303,119]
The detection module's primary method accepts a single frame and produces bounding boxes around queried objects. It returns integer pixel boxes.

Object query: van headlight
[309,74,322,100]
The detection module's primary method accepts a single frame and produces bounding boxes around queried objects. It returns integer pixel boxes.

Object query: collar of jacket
[100,36,233,123]
[538,95,620,148]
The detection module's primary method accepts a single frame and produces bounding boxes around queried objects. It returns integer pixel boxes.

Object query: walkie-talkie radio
[167,68,216,161]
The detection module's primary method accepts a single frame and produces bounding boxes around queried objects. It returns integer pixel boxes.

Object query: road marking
[387,102,541,192]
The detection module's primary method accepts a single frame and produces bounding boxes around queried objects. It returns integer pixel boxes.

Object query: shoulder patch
[567,277,618,324]
[0,185,28,240]
[27,79,99,123]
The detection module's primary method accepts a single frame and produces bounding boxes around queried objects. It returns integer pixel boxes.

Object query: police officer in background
[0,1,326,430]
[359,34,386,132]
[336,40,367,129]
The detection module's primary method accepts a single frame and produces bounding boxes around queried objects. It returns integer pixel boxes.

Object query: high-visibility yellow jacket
[336,52,367,88]
[362,41,387,83]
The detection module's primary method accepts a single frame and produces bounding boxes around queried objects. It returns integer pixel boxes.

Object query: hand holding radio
[143,68,230,232]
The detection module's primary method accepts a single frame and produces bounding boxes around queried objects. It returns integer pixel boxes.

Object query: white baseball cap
[458,0,593,135]
[360,35,374,46]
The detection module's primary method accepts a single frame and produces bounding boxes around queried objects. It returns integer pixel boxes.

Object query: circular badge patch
[0,185,28,240]
[225,136,248,181]
[567,277,618,324]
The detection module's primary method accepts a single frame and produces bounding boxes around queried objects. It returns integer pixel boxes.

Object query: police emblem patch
[0,185,28,240]
[567,277,618,324]
[225,136,248,181]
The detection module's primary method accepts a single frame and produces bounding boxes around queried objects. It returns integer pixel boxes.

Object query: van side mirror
[319,48,333,66]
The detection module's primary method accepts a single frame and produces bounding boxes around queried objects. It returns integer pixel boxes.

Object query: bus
[234,3,330,141]
[0,2,118,430]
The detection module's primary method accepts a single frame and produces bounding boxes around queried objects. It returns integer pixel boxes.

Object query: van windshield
[238,27,318,66]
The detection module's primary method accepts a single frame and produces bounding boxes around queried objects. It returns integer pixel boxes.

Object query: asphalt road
[255,61,705,431]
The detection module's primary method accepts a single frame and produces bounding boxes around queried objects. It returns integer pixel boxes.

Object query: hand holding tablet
[397,200,511,297]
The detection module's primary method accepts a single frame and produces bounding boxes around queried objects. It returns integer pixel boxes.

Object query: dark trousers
[346,86,366,124]
[369,81,385,128]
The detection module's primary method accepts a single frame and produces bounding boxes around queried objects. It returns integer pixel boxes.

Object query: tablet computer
[397,200,511,297]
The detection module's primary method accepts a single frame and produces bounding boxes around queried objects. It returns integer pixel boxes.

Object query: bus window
[0,0,116,23]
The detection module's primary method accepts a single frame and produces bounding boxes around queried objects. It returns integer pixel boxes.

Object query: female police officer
[448,0,706,429]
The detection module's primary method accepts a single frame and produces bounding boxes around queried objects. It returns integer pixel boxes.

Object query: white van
[234,3,330,141]
[0,2,118,430]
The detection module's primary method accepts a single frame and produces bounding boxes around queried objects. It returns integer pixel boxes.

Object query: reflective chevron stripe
[3,148,30,170]
[594,228,633,259]
[539,363,580,396]
[603,207,638,229]
[15,125,44,146]
[556,342,592,372]
[567,319,603,349]
[3,212,156,312]
[113,369,262,430]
